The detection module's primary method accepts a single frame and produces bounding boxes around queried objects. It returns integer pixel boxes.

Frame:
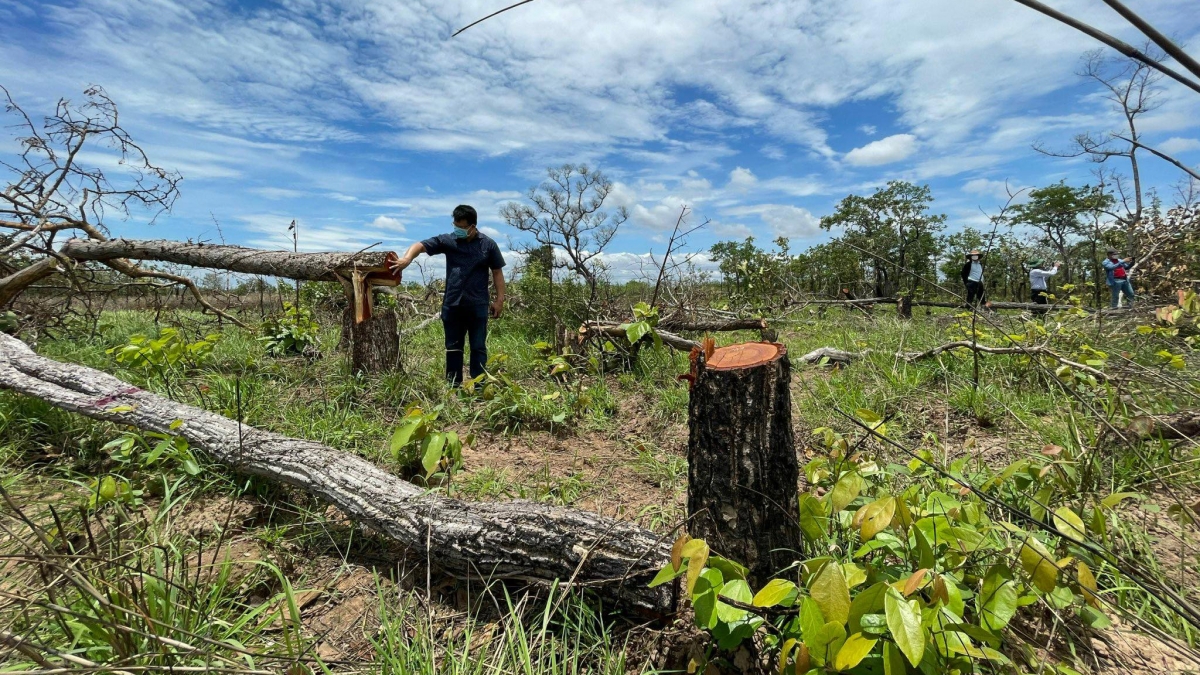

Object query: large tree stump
[342,296,399,374]
[687,342,801,584]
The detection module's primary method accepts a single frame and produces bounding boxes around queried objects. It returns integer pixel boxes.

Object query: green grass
[2,300,1199,672]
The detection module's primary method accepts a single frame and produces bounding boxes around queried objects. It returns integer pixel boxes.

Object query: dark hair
[452,205,478,226]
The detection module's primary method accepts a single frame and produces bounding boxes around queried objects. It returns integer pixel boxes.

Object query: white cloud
[859,124,878,135]
[843,134,919,167]
[1158,137,1200,155]
[721,204,822,240]
[726,167,758,191]
[369,215,405,232]
[962,178,1012,197]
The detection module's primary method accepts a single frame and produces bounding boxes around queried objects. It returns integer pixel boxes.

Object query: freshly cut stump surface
[687,341,801,585]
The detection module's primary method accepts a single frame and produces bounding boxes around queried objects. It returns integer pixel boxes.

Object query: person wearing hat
[960,249,987,306]
[1028,259,1061,314]
[1102,248,1134,309]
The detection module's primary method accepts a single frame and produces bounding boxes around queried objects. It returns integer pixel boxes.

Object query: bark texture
[60,238,399,283]
[579,322,700,352]
[0,258,59,307]
[686,342,801,584]
[341,302,400,374]
[0,333,672,613]
[1126,410,1200,441]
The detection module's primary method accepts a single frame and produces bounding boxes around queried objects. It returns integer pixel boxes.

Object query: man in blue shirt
[392,205,507,385]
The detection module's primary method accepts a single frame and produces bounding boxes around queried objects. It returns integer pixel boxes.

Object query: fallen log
[60,238,399,284]
[687,341,800,584]
[579,322,701,352]
[797,347,858,366]
[658,317,767,333]
[1125,410,1200,441]
[0,333,673,613]
[62,237,408,373]
[0,258,59,307]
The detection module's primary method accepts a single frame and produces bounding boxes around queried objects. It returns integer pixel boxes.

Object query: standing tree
[819,181,946,297]
[1007,182,1114,289]
[501,164,628,306]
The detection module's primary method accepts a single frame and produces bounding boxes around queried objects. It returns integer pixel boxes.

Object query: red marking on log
[93,386,140,407]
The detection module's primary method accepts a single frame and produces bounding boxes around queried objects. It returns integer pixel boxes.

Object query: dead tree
[0,86,243,323]
[685,341,801,584]
[500,164,627,305]
[0,332,672,613]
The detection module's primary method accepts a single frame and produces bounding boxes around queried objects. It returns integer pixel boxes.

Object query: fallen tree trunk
[579,322,700,352]
[0,258,59,307]
[59,238,399,284]
[0,333,672,613]
[687,341,801,585]
[1125,410,1200,441]
[658,317,767,333]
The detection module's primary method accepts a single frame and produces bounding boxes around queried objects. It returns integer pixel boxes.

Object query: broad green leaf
[649,563,685,588]
[1019,537,1058,593]
[421,433,446,476]
[1077,561,1100,608]
[684,540,710,595]
[752,578,797,607]
[799,596,825,645]
[810,561,851,626]
[883,641,907,675]
[717,579,752,623]
[848,581,888,632]
[778,638,798,675]
[978,574,1017,632]
[692,589,718,629]
[670,535,688,572]
[390,420,420,456]
[829,471,864,512]
[798,493,829,541]
[856,408,882,425]
[807,621,847,667]
[859,496,896,541]
[1100,492,1141,510]
[885,588,924,667]
[98,476,117,500]
[913,526,935,570]
[706,556,748,581]
[1053,507,1086,542]
[833,633,877,671]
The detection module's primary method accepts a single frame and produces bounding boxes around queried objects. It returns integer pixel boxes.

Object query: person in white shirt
[1028,260,1061,314]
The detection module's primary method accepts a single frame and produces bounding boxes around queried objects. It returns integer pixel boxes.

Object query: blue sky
[2,0,1199,280]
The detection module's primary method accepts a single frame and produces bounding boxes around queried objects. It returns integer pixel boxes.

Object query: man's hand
[490,298,504,319]
[390,256,412,273]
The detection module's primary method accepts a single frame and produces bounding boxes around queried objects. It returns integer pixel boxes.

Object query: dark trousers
[965,280,985,305]
[1031,289,1048,314]
[442,303,489,385]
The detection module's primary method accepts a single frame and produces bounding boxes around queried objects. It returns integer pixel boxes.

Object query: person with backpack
[960,249,986,306]
[1028,260,1061,314]
[1102,249,1135,309]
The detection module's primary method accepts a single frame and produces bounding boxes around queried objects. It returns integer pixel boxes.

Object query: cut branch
[0,258,59,307]
[0,333,672,613]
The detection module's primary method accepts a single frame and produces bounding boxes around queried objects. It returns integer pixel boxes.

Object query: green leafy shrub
[109,327,220,375]
[102,421,202,477]
[259,303,320,357]
[389,404,466,480]
[653,418,1122,674]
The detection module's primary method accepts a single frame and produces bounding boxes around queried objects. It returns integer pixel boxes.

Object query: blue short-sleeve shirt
[420,233,506,307]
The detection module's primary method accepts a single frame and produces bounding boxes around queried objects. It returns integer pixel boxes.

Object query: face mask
[971,256,979,261]
[453,226,469,239]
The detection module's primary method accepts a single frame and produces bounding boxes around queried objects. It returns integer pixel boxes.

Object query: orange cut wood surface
[706,342,782,370]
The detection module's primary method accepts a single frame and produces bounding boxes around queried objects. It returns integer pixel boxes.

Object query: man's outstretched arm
[392,242,427,271]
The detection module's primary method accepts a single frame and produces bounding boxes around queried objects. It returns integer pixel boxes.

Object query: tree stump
[687,341,801,584]
[897,295,912,319]
[341,297,399,374]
